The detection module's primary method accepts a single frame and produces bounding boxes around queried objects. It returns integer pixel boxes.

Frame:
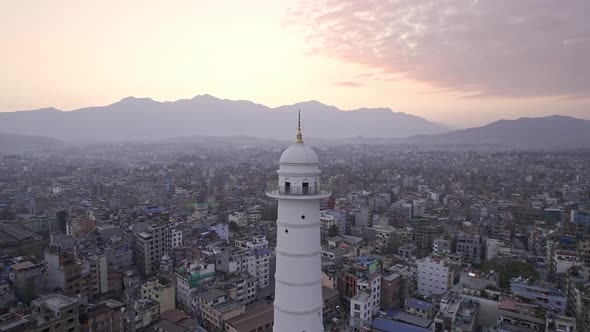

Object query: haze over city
[1,2,590,332]
[1,0,589,127]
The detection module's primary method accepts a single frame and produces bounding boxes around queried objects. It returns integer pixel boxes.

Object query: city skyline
[2,0,589,127]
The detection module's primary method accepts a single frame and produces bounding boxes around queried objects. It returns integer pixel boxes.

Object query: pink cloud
[290,0,590,97]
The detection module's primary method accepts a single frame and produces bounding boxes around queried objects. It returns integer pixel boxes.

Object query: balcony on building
[266,180,331,199]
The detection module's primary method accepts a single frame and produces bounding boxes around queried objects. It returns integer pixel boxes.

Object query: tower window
[285,229,288,233]
[301,215,305,219]
[303,182,309,194]
[285,182,291,194]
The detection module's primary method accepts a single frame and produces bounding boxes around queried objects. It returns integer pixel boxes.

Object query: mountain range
[1,95,589,151]
[409,115,590,149]
[0,95,447,142]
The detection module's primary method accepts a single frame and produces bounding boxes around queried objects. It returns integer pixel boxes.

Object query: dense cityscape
[0,139,588,332]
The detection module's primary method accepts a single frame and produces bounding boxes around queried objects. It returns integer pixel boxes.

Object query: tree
[327,224,340,238]
[482,258,539,289]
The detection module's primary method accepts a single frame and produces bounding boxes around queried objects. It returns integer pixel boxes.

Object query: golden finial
[296,109,303,143]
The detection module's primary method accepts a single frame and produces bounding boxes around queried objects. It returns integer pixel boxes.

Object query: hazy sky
[1,0,589,127]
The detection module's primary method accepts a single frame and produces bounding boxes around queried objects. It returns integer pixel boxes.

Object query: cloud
[332,81,364,87]
[290,0,590,97]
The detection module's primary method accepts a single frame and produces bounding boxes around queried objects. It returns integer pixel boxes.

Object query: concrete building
[79,299,124,332]
[405,298,435,319]
[497,300,545,332]
[170,228,183,248]
[350,292,373,331]
[433,238,451,255]
[44,246,82,296]
[265,115,331,332]
[455,232,482,264]
[398,243,417,259]
[176,260,216,311]
[30,294,81,332]
[9,261,46,302]
[510,277,566,314]
[133,222,171,275]
[417,256,453,297]
[224,302,274,332]
[142,277,176,313]
[322,287,339,323]
[459,270,499,296]
[198,289,245,332]
[381,273,403,309]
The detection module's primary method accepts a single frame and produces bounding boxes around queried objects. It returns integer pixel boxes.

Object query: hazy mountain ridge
[0,95,448,141]
[408,115,590,149]
[0,133,64,154]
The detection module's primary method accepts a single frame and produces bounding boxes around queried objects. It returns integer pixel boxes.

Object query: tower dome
[279,144,319,164]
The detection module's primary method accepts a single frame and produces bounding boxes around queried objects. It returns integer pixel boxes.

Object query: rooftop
[33,293,79,311]
[405,298,434,311]
[226,302,273,332]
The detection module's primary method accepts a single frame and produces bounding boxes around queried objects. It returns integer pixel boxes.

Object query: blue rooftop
[385,310,432,329]
[405,298,434,311]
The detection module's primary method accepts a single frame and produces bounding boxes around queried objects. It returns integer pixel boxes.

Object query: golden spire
[296,109,303,143]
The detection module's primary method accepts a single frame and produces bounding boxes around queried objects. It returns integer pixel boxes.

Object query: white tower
[267,111,331,332]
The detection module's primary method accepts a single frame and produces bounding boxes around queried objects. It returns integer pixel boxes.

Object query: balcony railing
[266,181,331,197]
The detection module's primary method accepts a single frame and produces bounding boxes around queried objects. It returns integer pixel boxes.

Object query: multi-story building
[216,274,257,304]
[497,300,545,332]
[320,210,347,244]
[455,232,482,264]
[133,222,171,275]
[79,299,124,332]
[45,245,82,296]
[398,243,417,259]
[433,238,451,255]
[350,292,373,331]
[381,273,403,309]
[234,235,268,250]
[510,277,567,314]
[459,270,499,297]
[9,261,46,302]
[176,260,216,311]
[566,266,590,332]
[224,302,274,332]
[434,290,461,332]
[417,256,453,297]
[198,289,245,332]
[142,277,176,313]
[405,298,435,319]
[170,228,183,248]
[30,294,81,332]
[414,225,442,250]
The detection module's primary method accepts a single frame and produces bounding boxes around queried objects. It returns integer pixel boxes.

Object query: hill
[0,133,64,154]
[408,115,590,149]
[0,95,448,141]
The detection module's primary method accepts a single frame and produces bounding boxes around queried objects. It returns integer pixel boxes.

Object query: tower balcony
[266,181,331,199]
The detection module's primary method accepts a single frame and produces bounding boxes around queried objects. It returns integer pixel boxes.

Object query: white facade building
[170,228,183,248]
[417,256,453,297]
[266,114,331,332]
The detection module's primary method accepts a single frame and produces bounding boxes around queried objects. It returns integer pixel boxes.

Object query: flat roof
[226,302,273,332]
[385,310,432,329]
[373,318,430,332]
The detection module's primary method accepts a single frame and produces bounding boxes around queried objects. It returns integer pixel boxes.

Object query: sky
[1,0,589,127]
